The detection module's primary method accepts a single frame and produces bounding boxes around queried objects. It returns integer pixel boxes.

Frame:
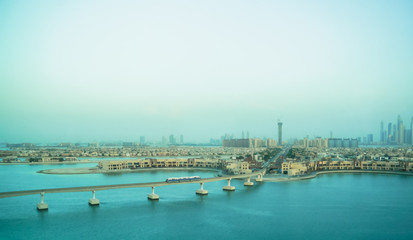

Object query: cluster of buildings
[220,131,250,143]
[285,146,413,162]
[279,146,413,176]
[1,143,271,175]
[98,157,254,175]
[219,122,283,148]
[27,157,78,163]
[1,156,79,163]
[99,158,220,170]
[288,115,413,147]
[282,159,413,176]
[0,146,261,160]
[327,138,358,148]
[5,143,36,148]
[86,135,185,146]
[161,134,184,145]
[223,138,269,148]
[379,115,413,145]
[218,138,278,148]
[96,148,280,174]
[294,138,358,148]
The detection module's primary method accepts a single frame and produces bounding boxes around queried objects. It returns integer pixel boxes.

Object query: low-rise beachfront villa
[98,158,253,175]
[282,160,413,176]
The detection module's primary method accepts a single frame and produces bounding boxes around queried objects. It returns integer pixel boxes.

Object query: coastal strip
[0,160,99,165]
[262,170,413,182]
[37,167,222,175]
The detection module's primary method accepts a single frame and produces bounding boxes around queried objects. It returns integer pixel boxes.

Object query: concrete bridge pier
[244,177,254,186]
[37,192,48,210]
[223,178,235,191]
[148,187,159,200]
[196,182,208,195]
[88,190,100,206]
[256,174,263,182]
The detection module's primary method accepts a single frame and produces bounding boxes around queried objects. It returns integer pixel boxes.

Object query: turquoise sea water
[1,164,413,240]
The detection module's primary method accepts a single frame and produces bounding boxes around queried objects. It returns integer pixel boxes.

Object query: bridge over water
[0,146,289,210]
[0,171,265,210]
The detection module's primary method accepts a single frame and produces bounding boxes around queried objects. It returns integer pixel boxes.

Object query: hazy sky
[1,0,412,143]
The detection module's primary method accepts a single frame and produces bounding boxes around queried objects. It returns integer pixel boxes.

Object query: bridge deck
[0,172,263,199]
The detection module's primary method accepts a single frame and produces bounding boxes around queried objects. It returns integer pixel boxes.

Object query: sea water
[1,164,413,240]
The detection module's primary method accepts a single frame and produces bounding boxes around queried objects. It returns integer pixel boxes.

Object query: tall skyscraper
[393,125,397,143]
[380,121,384,143]
[411,117,413,145]
[278,121,283,146]
[387,123,392,144]
[140,136,145,145]
[241,131,245,139]
[180,134,184,144]
[169,135,176,144]
[367,134,374,144]
[400,123,405,144]
[404,129,410,145]
[396,115,401,144]
[397,116,404,144]
[246,131,250,139]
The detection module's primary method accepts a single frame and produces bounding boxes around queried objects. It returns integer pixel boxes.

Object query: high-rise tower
[387,123,392,144]
[278,121,283,146]
[393,125,397,143]
[169,134,176,144]
[411,117,413,145]
[380,121,384,143]
[409,116,413,145]
[398,115,404,144]
[400,123,405,144]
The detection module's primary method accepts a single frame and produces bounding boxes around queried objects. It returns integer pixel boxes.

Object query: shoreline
[262,174,316,182]
[37,167,222,175]
[262,170,413,182]
[0,160,98,165]
[316,170,413,176]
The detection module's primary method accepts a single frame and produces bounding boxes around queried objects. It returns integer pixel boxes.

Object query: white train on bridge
[166,176,201,183]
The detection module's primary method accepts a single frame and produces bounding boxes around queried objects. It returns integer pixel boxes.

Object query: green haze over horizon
[1,0,413,143]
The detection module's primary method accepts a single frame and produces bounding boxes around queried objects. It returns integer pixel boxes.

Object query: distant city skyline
[1,115,413,144]
[376,115,413,145]
[2,114,412,146]
[1,1,412,143]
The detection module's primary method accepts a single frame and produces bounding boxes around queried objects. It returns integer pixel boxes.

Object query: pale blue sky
[1,0,412,143]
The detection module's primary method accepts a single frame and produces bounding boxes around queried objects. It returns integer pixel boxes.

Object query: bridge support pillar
[256,174,263,182]
[196,182,208,195]
[244,177,254,186]
[88,190,100,206]
[148,187,159,200]
[37,192,48,210]
[223,178,235,191]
